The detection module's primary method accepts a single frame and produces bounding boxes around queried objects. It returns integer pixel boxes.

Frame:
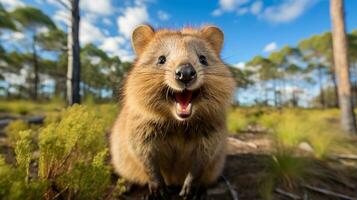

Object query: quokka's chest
[154,134,199,167]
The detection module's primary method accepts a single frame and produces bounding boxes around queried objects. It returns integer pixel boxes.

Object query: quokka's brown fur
[110,25,235,197]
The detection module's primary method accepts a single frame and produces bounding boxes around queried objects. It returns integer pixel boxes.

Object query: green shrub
[1,105,112,200]
[274,113,309,148]
[303,114,346,158]
[0,155,15,197]
[14,104,30,115]
[113,178,129,197]
[0,155,46,200]
[5,120,29,146]
[268,151,307,187]
[38,105,110,199]
[15,130,34,183]
[260,150,309,198]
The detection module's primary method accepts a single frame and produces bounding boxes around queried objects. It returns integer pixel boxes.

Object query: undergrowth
[0,105,119,200]
[227,108,356,199]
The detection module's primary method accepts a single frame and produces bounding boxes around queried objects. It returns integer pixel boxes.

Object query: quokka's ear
[200,26,224,54]
[131,24,155,55]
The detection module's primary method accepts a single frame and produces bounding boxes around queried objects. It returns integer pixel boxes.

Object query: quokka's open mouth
[174,89,194,119]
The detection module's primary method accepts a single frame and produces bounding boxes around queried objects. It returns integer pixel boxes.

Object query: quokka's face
[126,25,235,121]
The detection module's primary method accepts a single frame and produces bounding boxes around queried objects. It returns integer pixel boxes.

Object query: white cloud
[134,0,152,7]
[1,31,25,42]
[212,0,318,24]
[261,0,316,23]
[100,36,126,53]
[100,36,134,62]
[233,62,245,69]
[102,18,113,26]
[38,26,50,34]
[212,0,249,16]
[80,16,105,45]
[263,42,278,52]
[157,10,170,21]
[4,67,28,85]
[80,0,114,16]
[117,6,149,38]
[220,0,248,12]
[0,0,25,10]
[212,9,223,16]
[250,1,263,15]
[237,7,248,15]
[53,9,69,27]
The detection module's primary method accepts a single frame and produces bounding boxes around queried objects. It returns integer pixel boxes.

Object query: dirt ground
[1,117,357,200]
[116,132,357,200]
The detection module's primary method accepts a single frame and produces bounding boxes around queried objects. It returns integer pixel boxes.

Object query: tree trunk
[54,77,65,98]
[330,0,357,134]
[354,63,357,105]
[331,70,339,107]
[32,35,39,100]
[318,65,325,108]
[67,0,81,105]
[282,76,286,107]
[66,20,73,105]
[273,79,277,107]
[330,57,339,107]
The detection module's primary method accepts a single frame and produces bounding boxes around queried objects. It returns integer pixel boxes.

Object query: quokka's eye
[157,55,166,65]
[199,55,208,66]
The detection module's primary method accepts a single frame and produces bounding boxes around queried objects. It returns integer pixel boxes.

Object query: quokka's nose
[175,64,197,84]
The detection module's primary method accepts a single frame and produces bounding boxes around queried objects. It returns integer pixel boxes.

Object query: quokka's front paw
[143,180,168,200]
[179,184,207,200]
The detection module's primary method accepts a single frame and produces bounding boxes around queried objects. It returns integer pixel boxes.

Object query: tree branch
[57,0,71,10]
[221,176,239,200]
[275,188,301,200]
[302,184,357,200]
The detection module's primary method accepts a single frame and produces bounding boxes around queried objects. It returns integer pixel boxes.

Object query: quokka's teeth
[175,102,192,116]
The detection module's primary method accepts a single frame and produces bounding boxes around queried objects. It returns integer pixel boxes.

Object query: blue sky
[1,0,357,105]
[1,0,357,65]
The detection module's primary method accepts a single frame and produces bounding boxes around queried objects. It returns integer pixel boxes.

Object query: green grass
[228,107,354,158]
[0,100,65,115]
[1,101,356,199]
[228,107,357,198]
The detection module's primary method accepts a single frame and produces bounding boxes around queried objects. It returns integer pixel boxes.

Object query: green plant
[5,120,29,146]
[15,104,30,115]
[38,105,110,199]
[227,110,250,133]
[272,112,309,148]
[15,130,34,183]
[0,155,46,200]
[1,105,112,199]
[227,108,261,133]
[113,178,129,197]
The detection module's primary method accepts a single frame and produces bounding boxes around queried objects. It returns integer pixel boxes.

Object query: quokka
[110,25,235,199]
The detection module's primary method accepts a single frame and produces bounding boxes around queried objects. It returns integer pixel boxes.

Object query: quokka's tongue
[174,90,193,108]
[174,90,193,118]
